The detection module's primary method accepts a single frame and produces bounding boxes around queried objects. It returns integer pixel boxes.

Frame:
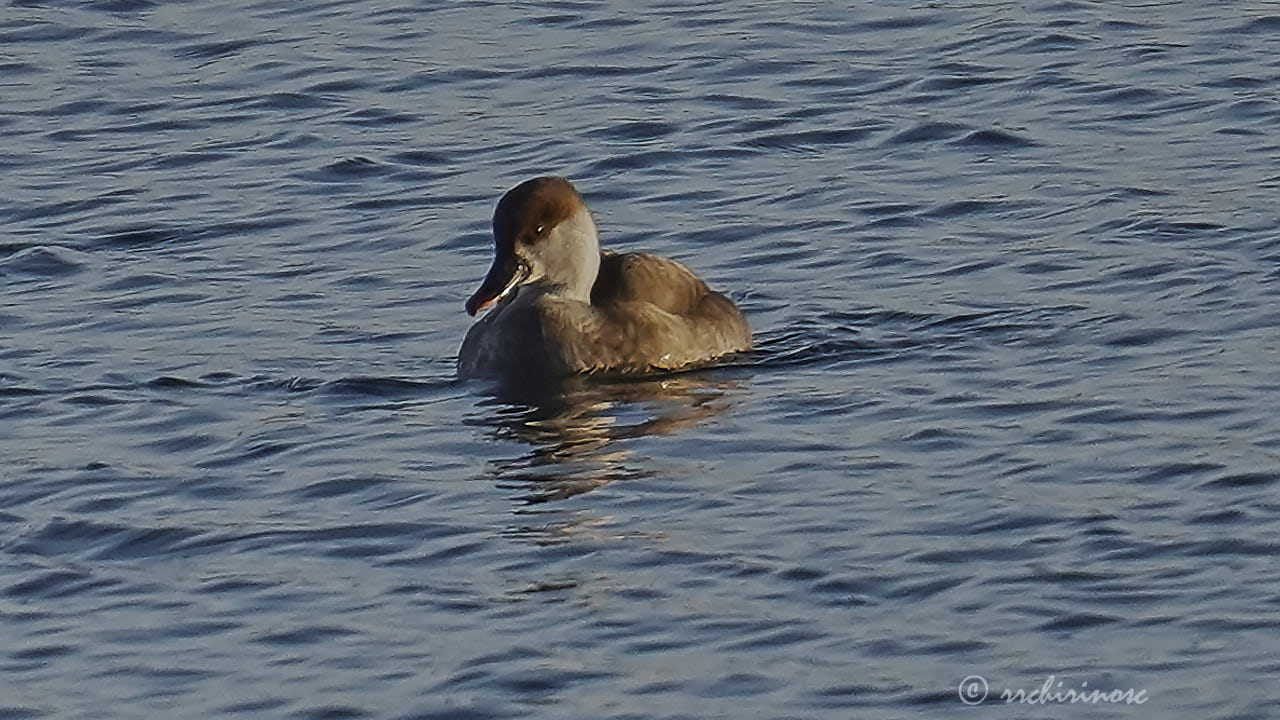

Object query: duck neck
[541,210,600,302]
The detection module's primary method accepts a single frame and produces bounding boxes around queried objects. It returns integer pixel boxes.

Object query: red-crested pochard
[458,176,751,379]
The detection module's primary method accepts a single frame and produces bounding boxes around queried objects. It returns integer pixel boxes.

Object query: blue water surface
[2,1,1279,718]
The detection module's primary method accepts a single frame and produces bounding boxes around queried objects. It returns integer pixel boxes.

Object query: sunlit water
[3,1,1279,718]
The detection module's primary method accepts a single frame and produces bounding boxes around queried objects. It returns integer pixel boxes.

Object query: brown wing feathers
[591,252,708,314]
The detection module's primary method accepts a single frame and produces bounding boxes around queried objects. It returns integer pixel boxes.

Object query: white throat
[529,209,600,301]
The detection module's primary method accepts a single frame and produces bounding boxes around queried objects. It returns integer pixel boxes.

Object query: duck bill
[465,253,526,316]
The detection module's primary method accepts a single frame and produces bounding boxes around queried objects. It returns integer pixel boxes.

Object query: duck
[458,176,751,380]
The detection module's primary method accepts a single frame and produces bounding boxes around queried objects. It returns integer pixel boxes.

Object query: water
[3,1,1278,717]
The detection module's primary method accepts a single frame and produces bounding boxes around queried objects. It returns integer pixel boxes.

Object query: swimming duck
[458,176,751,380]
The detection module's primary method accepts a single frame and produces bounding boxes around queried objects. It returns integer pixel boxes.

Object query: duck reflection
[464,372,742,542]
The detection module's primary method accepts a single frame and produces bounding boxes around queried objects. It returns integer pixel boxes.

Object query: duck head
[465,176,602,316]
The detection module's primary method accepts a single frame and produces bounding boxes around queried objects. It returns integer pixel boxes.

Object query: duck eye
[535,225,545,234]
